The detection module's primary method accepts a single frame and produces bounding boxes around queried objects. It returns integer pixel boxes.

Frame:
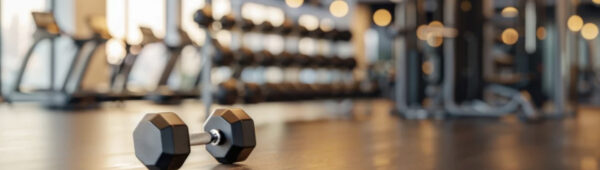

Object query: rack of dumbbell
[194,3,379,106]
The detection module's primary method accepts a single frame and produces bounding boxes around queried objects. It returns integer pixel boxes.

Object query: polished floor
[1,99,600,170]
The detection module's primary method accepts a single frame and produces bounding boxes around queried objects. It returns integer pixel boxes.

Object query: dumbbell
[312,55,328,67]
[219,13,236,29]
[310,84,329,98]
[133,109,256,169]
[236,47,255,66]
[194,6,214,27]
[283,83,307,100]
[316,84,334,98]
[243,83,264,103]
[274,18,295,35]
[215,79,239,105]
[263,82,304,101]
[298,25,320,37]
[213,40,235,66]
[329,83,345,98]
[330,56,343,68]
[294,54,312,67]
[216,78,265,105]
[257,21,274,32]
[262,83,285,101]
[296,83,317,100]
[256,50,276,66]
[335,30,353,41]
[322,28,337,40]
[277,51,295,67]
[193,8,235,66]
[240,18,255,31]
[194,7,238,30]
[341,57,357,69]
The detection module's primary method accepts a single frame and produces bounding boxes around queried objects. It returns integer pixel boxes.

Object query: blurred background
[1,0,599,119]
[1,0,600,169]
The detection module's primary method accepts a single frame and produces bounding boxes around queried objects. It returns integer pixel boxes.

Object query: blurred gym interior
[1,0,600,169]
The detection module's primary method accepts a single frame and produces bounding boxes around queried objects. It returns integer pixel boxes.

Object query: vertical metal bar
[554,0,569,115]
[125,0,129,39]
[49,0,56,91]
[394,2,407,113]
[442,0,458,112]
[201,35,213,119]
[165,0,181,47]
[0,0,3,100]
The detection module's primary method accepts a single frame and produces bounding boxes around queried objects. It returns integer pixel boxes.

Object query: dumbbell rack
[194,2,367,116]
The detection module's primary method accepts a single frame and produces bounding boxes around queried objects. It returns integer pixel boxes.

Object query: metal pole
[393,2,407,113]
[201,30,213,119]
[49,0,56,91]
[0,0,3,101]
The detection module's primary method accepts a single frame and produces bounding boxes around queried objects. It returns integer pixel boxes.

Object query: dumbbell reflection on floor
[133,109,255,169]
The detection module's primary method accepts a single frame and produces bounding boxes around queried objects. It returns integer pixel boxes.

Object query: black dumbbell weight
[219,13,236,29]
[243,83,264,103]
[256,50,276,66]
[294,54,312,67]
[194,6,214,27]
[263,82,284,101]
[342,82,359,97]
[341,57,357,70]
[215,79,239,105]
[213,40,235,66]
[240,18,255,31]
[273,18,295,35]
[329,83,345,98]
[335,30,352,41]
[277,51,295,67]
[133,109,256,169]
[236,47,256,66]
[216,78,265,104]
[330,56,343,68]
[257,21,274,33]
[312,55,328,67]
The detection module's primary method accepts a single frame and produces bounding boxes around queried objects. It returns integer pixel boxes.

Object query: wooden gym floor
[1,99,600,170]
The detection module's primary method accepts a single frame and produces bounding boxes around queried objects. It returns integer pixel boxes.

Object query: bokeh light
[536,27,546,40]
[501,28,519,45]
[568,15,584,32]
[285,0,304,8]
[581,23,599,40]
[329,0,349,18]
[299,14,319,31]
[501,6,518,18]
[373,9,392,27]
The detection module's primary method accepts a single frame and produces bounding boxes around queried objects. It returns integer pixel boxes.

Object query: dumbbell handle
[190,129,222,146]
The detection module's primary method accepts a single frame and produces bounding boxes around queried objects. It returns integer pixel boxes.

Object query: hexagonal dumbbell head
[204,108,256,164]
[133,112,190,170]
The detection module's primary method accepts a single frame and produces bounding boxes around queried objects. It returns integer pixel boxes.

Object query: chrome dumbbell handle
[189,129,222,146]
